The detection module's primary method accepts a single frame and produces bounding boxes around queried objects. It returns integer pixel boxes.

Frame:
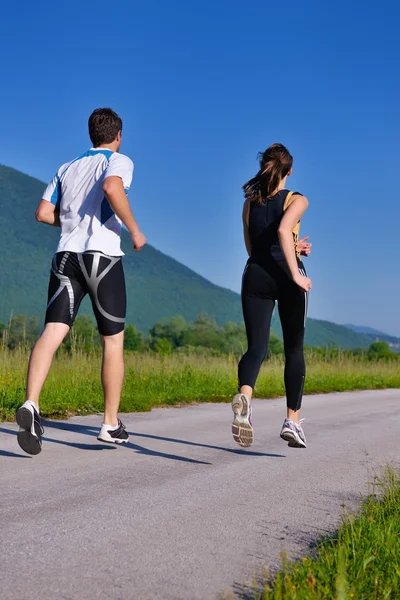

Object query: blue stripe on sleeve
[50,177,61,205]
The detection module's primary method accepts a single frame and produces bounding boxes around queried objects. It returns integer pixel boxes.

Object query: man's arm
[103,176,146,251]
[35,199,61,227]
[37,170,62,227]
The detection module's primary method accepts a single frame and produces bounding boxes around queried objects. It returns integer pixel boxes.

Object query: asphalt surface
[1,390,399,600]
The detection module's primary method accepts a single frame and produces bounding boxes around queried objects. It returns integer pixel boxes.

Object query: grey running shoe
[231,393,253,448]
[16,401,44,456]
[280,418,307,448]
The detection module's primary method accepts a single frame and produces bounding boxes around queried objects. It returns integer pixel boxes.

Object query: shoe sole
[232,395,253,448]
[16,407,42,456]
[280,429,307,448]
[232,419,253,448]
[97,436,129,445]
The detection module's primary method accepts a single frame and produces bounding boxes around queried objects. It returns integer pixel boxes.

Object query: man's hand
[297,236,312,257]
[131,231,146,252]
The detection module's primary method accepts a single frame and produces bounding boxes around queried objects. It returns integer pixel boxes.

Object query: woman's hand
[297,236,312,257]
[293,273,312,292]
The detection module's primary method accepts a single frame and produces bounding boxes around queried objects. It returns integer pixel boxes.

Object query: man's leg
[17,252,85,455]
[101,331,125,426]
[17,322,69,455]
[26,323,70,409]
[80,252,129,444]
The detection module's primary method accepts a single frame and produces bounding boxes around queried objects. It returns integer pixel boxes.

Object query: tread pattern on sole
[232,420,253,448]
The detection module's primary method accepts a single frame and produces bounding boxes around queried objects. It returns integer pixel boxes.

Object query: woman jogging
[232,143,312,449]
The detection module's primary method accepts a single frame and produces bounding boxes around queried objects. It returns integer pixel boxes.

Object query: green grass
[0,348,399,420]
[252,468,400,600]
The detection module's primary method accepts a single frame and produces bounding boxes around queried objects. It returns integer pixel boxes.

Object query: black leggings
[238,260,308,411]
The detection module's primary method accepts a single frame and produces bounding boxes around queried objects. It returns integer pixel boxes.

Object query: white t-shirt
[42,148,134,256]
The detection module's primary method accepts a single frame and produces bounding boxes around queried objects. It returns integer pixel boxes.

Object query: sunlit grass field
[1,348,399,420]
[249,469,400,600]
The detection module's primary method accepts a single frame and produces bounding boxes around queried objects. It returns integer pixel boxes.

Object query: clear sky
[1,0,399,335]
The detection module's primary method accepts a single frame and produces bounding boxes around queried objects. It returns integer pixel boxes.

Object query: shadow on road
[43,420,285,459]
[0,424,212,465]
[0,449,31,459]
[0,426,114,452]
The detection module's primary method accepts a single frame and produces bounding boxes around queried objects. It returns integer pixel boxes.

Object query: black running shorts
[45,251,126,336]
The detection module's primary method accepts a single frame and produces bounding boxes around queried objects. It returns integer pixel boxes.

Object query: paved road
[1,390,399,600]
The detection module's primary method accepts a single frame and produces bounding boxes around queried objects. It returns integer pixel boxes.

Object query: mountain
[0,164,374,348]
[0,165,243,331]
[273,316,372,350]
[344,324,400,351]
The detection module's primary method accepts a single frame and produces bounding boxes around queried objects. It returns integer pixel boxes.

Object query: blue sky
[1,0,399,335]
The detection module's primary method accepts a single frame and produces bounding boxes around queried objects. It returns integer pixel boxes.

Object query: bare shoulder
[292,193,309,207]
[242,197,251,221]
[243,196,251,209]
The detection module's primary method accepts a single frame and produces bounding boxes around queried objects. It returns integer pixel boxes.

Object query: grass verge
[1,349,399,420]
[253,468,400,600]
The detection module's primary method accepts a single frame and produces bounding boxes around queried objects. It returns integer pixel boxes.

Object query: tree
[153,337,173,355]
[124,325,143,351]
[149,316,188,349]
[64,316,99,352]
[268,333,284,356]
[220,322,247,355]
[3,315,40,349]
[182,314,223,351]
[368,341,397,361]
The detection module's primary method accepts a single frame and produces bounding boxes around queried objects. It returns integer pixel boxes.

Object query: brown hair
[88,108,123,147]
[243,143,293,204]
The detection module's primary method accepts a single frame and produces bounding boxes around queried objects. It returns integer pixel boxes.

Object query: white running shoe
[97,419,129,444]
[280,418,307,448]
[231,393,253,448]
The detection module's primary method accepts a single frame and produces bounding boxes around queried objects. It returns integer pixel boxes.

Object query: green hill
[0,164,372,348]
[0,165,242,331]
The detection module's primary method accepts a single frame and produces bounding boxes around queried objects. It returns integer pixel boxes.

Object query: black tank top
[248,189,302,263]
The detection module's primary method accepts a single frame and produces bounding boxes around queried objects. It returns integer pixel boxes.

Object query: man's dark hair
[88,108,123,147]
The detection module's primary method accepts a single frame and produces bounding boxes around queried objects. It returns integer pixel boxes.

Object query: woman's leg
[238,264,276,398]
[278,280,308,448]
[232,265,275,448]
[278,287,307,422]
[238,294,275,398]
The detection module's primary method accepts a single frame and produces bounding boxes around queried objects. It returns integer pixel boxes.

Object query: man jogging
[16,108,146,455]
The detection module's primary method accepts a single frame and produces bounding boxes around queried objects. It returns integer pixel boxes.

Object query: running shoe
[97,419,129,444]
[280,418,307,448]
[16,401,44,456]
[231,393,253,448]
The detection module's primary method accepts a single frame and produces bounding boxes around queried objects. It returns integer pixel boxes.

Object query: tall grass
[0,346,399,420]
[254,468,400,599]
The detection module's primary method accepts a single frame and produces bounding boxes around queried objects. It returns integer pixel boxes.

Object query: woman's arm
[242,198,252,257]
[278,196,312,292]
